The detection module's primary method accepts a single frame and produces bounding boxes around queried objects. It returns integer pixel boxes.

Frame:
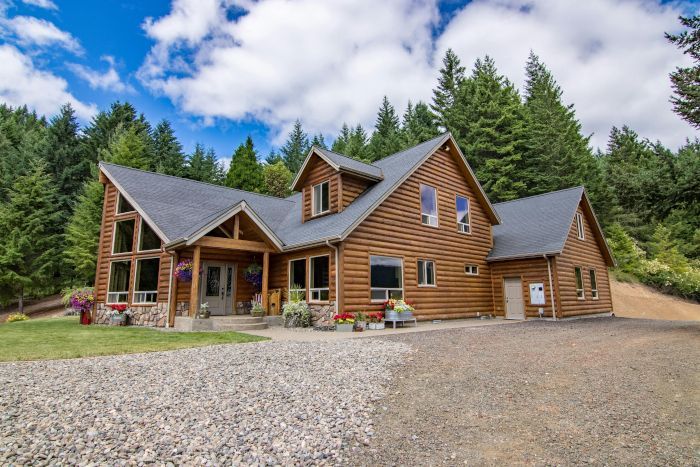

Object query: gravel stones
[0,339,408,465]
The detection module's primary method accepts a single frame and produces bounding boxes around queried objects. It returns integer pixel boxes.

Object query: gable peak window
[456,195,471,234]
[138,219,161,252]
[420,184,438,227]
[312,180,330,216]
[575,266,585,299]
[112,219,135,254]
[417,259,436,287]
[576,212,585,240]
[116,192,135,214]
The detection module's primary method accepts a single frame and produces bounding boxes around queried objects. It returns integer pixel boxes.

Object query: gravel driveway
[347,318,700,466]
[0,339,408,465]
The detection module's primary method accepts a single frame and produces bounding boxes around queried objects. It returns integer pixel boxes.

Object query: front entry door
[201,262,228,315]
[504,277,525,320]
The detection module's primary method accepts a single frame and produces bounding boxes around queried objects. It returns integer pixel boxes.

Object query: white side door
[504,277,525,320]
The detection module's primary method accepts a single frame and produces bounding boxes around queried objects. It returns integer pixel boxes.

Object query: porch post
[189,245,201,317]
[168,251,179,326]
[262,251,269,313]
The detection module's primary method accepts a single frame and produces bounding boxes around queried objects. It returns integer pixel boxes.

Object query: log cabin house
[92,133,614,327]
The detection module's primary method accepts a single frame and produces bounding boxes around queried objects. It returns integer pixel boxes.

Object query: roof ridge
[100,161,295,204]
[374,132,449,164]
[315,146,379,168]
[493,186,584,207]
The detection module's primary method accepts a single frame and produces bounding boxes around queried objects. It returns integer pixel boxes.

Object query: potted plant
[244,263,263,292]
[384,299,415,321]
[367,312,385,330]
[354,312,367,331]
[251,302,266,317]
[333,313,355,332]
[197,303,210,319]
[66,287,95,325]
[108,304,130,326]
[174,259,197,282]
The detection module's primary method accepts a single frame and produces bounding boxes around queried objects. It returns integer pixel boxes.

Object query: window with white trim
[312,181,330,216]
[370,255,403,301]
[289,258,306,301]
[138,219,161,251]
[456,195,470,234]
[116,193,135,214]
[112,219,135,254]
[575,267,585,299]
[107,260,131,303]
[464,264,479,275]
[309,255,329,301]
[589,269,599,299]
[133,258,160,304]
[576,212,585,240]
[420,184,438,227]
[417,259,436,286]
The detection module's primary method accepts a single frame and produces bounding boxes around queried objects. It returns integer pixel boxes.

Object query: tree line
[0,15,697,308]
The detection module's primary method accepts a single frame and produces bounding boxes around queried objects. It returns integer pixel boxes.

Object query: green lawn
[0,316,268,362]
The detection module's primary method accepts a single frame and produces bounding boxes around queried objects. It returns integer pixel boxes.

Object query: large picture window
[309,255,329,301]
[420,184,438,226]
[370,255,403,301]
[133,258,160,304]
[575,266,585,299]
[289,258,307,301]
[112,219,135,254]
[116,193,135,214]
[456,195,471,234]
[107,260,131,303]
[417,259,436,286]
[138,219,161,251]
[312,181,330,216]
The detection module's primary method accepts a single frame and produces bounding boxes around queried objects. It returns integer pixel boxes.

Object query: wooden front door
[201,262,228,315]
[504,277,525,320]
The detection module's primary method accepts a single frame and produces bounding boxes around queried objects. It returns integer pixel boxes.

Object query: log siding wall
[556,204,613,317]
[490,258,556,318]
[341,148,494,319]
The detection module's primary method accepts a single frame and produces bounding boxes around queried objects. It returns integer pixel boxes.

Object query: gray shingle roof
[488,186,584,261]
[314,147,383,179]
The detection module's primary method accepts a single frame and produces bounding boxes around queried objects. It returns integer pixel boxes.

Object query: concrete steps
[174,314,268,332]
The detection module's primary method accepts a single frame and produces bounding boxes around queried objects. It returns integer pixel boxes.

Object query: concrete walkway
[245,317,516,341]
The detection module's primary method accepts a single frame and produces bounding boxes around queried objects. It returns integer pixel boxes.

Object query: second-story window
[112,219,135,254]
[420,184,438,227]
[576,212,585,240]
[312,181,330,216]
[456,195,471,234]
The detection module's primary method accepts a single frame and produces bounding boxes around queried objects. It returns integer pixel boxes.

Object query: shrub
[6,313,29,323]
[639,259,700,301]
[282,301,311,327]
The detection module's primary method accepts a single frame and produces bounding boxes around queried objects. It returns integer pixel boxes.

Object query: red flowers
[110,304,127,313]
[333,313,355,324]
[367,312,384,323]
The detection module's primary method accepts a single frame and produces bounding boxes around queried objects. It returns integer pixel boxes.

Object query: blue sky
[0,0,696,164]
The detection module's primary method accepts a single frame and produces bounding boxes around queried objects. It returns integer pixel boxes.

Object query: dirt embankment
[0,295,65,322]
[611,279,700,321]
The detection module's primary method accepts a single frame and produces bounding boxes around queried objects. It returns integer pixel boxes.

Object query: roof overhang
[486,251,562,262]
[290,147,383,191]
[579,189,616,267]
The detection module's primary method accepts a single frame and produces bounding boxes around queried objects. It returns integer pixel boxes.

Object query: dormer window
[312,180,330,216]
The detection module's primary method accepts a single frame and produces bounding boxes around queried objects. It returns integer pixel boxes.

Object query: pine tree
[186,144,224,184]
[81,102,146,161]
[100,125,152,170]
[311,133,328,149]
[263,161,293,198]
[331,124,352,154]
[666,15,700,129]
[0,160,62,309]
[648,224,690,273]
[605,223,644,274]
[63,170,104,285]
[265,148,283,165]
[368,96,403,161]
[281,119,310,175]
[225,136,264,192]
[152,120,185,176]
[347,125,370,161]
[431,48,465,131]
[401,101,439,148]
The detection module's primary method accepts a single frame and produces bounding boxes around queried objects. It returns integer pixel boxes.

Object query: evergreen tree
[331,123,352,154]
[152,119,185,176]
[265,148,283,165]
[666,15,700,129]
[346,125,370,161]
[368,96,403,161]
[81,101,144,161]
[63,171,104,285]
[648,224,690,273]
[0,160,62,309]
[402,100,439,148]
[431,48,465,131]
[605,223,644,274]
[225,136,264,192]
[100,125,152,170]
[281,119,310,175]
[263,161,293,198]
[186,144,224,184]
[311,133,328,149]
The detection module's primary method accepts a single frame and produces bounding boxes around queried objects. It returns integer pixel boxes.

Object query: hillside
[611,279,700,321]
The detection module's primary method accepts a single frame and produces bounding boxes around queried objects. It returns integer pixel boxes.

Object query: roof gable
[291,147,383,191]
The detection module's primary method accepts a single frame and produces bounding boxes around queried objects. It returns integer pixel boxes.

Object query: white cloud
[21,0,58,10]
[68,55,135,93]
[139,0,696,149]
[0,44,96,119]
[1,15,82,54]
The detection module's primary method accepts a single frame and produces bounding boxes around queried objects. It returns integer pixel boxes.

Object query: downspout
[165,249,176,328]
[326,240,340,314]
[544,254,557,321]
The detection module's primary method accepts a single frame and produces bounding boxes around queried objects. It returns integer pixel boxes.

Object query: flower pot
[384,310,412,321]
[355,321,367,331]
[197,309,210,319]
[369,322,385,330]
[110,313,127,326]
[335,323,353,332]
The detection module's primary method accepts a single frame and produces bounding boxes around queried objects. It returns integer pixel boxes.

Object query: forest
[0,16,698,308]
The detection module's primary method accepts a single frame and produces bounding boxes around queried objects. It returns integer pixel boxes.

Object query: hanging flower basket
[174,259,200,282]
[244,263,263,292]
